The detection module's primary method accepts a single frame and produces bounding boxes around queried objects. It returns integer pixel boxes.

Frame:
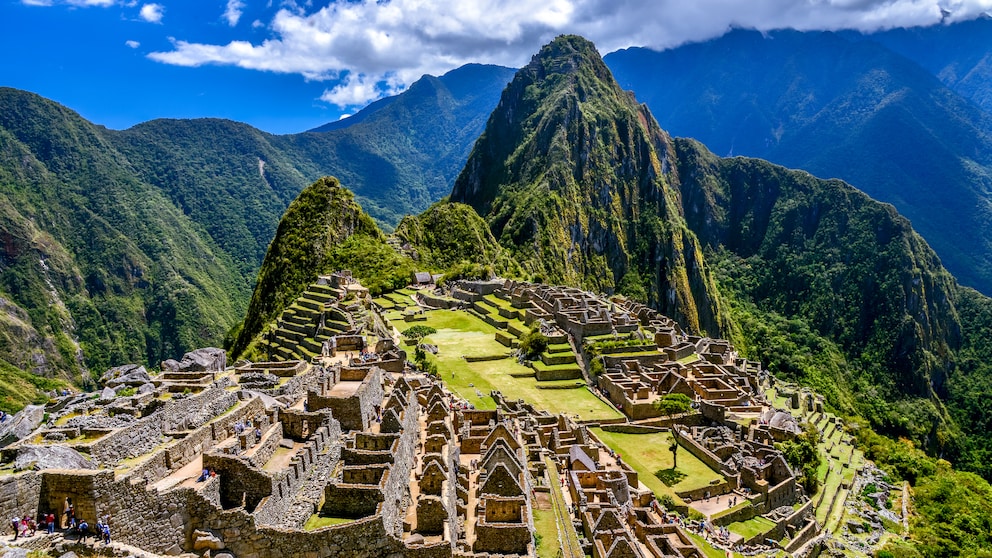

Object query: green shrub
[519,329,549,360]
[402,325,437,342]
[653,393,692,415]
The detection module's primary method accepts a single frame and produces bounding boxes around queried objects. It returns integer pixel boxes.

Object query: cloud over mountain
[139,0,991,108]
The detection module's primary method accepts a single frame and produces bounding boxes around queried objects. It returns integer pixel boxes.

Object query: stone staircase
[264,283,366,362]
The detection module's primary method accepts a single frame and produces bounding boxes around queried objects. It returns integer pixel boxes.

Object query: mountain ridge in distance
[605,28,992,296]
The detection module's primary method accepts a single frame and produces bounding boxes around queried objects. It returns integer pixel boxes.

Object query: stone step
[301,290,334,304]
[297,298,323,312]
[308,284,338,297]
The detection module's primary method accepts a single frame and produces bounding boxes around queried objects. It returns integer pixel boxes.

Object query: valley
[0,23,991,558]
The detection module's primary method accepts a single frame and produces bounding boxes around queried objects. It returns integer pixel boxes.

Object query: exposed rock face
[101,364,150,387]
[0,405,45,447]
[13,445,95,471]
[176,348,227,372]
[450,35,726,335]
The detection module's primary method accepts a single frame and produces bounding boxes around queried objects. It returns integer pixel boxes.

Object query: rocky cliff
[450,35,727,336]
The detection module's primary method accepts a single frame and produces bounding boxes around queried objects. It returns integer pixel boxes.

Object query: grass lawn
[590,428,724,494]
[402,310,622,421]
[303,514,353,530]
[532,508,559,558]
[728,516,775,539]
[685,532,747,558]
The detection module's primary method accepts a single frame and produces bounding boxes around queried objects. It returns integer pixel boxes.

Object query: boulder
[15,445,95,471]
[108,366,151,388]
[178,348,227,372]
[192,530,225,551]
[98,387,116,403]
[138,383,156,395]
[0,405,45,447]
[100,364,144,387]
[161,359,181,373]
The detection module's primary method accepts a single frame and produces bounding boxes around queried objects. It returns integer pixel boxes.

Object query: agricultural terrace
[393,309,622,421]
[590,428,724,501]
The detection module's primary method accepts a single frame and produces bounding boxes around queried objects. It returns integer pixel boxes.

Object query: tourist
[26,516,35,536]
[46,512,55,534]
[11,516,19,540]
[61,497,71,529]
[101,521,111,544]
[254,427,262,442]
[198,468,209,482]
[78,519,89,542]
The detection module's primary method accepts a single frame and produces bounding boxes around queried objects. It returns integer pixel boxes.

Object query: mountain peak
[449,36,725,336]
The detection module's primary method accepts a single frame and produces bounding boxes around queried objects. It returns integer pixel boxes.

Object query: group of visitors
[9,507,108,545]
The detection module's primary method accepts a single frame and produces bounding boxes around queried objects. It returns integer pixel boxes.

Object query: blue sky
[2,0,990,135]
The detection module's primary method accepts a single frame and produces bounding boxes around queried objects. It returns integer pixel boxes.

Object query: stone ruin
[0,275,842,558]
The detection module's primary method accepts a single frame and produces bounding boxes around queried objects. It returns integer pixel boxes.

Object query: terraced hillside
[247,281,370,362]
[766,386,872,537]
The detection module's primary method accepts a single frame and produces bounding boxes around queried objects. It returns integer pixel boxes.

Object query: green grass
[482,293,514,310]
[686,532,743,558]
[532,508,559,558]
[405,310,621,420]
[590,428,724,494]
[676,353,700,364]
[727,516,775,539]
[303,514,353,530]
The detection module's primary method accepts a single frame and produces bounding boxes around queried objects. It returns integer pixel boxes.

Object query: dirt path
[151,454,203,492]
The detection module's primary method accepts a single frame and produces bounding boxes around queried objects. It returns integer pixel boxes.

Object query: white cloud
[125,39,140,48]
[320,73,404,108]
[224,0,245,26]
[147,0,992,108]
[139,2,163,22]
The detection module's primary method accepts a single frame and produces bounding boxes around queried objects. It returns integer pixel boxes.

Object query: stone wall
[124,395,266,485]
[0,471,41,521]
[309,367,384,431]
[202,452,273,512]
[89,388,238,466]
[255,417,343,529]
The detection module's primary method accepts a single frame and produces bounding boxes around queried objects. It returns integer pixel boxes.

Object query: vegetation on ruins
[518,328,549,360]
[653,393,692,416]
[230,177,417,358]
[778,422,822,494]
[401,325,437,342]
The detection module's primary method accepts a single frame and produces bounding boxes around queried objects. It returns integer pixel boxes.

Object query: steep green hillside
[230,177,414,358]
[0,64,513,396]
[393,201,512,276]
[283,65,516,228]
[606,29,992,296]
[858,16,992,114]
[0,88,243,385]
[675,138,964,452]
[111,118,310,279]
[451,35,726,336]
